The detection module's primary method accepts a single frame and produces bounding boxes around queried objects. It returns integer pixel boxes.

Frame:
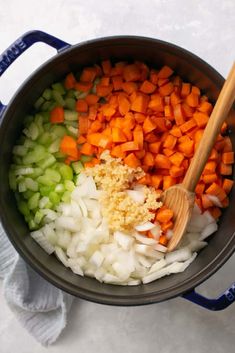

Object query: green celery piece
[50,125,67,138]
[37,131,52,146]
[54,184,65,193]
[54,151,66,159]
[65,97,76,110]
[65,180,75,192]
[28,219,38,230]
[42,88,52,101]
[52,82,66,95]
[22,190,34,200]
[64,110,78,121]
[67,125,78,137]
[34,96,45,110]
[41,100,54,111]
[25,178,39,192]
[28,192,40,210]
[24,138,36,149]
[39,154,56,169]
[52,91,65,106]
[17,200,30,216]
[48,138,60,153]
[23,145,46,164]
[41,111,50,123]
[59,165,73,180]
[61,191,71,203]
[30,167,43,178]
[13,145,28,157]
[37,175,55,186]
[49,191,60,204]
[40,185,54,196]
[34,210,44,224]
[45,168,61,183]
[72,161,84,174]
[18,180,26,193]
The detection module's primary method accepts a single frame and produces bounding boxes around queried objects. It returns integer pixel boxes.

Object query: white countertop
[0,1,235,352]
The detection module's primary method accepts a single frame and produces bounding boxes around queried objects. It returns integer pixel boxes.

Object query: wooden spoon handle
[183,62,235,192]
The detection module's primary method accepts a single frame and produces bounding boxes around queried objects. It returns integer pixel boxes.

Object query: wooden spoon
[163,62,235,252]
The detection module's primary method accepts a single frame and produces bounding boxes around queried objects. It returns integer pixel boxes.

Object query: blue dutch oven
[0,30,235,309]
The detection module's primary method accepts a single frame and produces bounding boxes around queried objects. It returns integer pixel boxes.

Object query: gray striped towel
[0,222,74,346]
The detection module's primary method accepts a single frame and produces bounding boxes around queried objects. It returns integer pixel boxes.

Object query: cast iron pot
[0,31,235,310]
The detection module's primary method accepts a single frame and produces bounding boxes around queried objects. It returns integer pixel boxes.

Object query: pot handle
[0,30,70,119]
[182,282,235,310]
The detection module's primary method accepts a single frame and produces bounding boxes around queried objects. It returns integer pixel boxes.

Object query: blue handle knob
[182,282,235,311]
[0,30,70,120]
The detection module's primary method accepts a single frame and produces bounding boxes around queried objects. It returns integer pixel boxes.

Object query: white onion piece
[128,279,141,286]
[114,231,134,250]
[135,244,164,259]
[165,247,192,264]
[55,246,69,267]
[134,233,156,245]
[55,216,80,232]
[188,240,207,252]
[148,259,167,274]
[149,223,161,239]
[154,244,167,253]
[89,251,104,267]
[166,229,173,240]
[206,195,223,207]
[200,222,218,241]
[180,252,197,271]
[135,221,156,232]
[126,189,145,203]
[31,230,55,254]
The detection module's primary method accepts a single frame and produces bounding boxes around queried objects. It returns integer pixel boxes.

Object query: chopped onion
[206,194,223,207]
[126,189,145,204]
[200,222,218,241]
[31,230,55,254]
[165,247,192,264]
[135,221,156,232]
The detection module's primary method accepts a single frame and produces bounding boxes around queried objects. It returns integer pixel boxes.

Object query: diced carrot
[64,73,76,89]
[124,153,141,168]
[60,135,79,159]
[161,221,174,232]
[180,119,197,133]
[84,161,94,168]
[76,99,88,112]
[90,120,103,133]
[133,126,144,149]
[80,67,97,82]
[186,93,199,107]
[156,208,174,223]
[223,137,233,152]
[221,197,229,208]
[96,84,113,97]
[135,150,146,159]
[163,135,177,150]
[143,116,157,134]
[123,64,141,82]
[122,82,138,94]
[101,60,112,75]
[79,116,89,134]
[137,174,152,185]
[155,154,171,169]
[112,127,127,142]
[195,182,205,195]
[163,149,174,157]
[193,112,209,128]
[164,105,174,120]
[170,92,181,106]
[163,176,176,190]
[111,145,127,159]
[100,76,110,86]
[143,152,154,167]
[222,179,234,194]
[202,174,218,184]
[198,101,213,114]
[221,122,228,134]
[181,83,191,97]
[174,104,185,125]
[123,128,133,141]
[87,133,112,149]
[201,194,214,209]
[178,139,194,157]
[85,94,99,105]
[131,93,150,113]
[121,141,139,152]
[149,69,159,84]
[209,207,222,219]
[169,152,184,167]
[118,95,130,116]
[159,82,174,96]
[80,142,95,156]
[112,76,123,91]
[209,148,219,161]
[158,235,168,246]
[50,106,64,123]
[203,161,217,175]
[170,165,184,177]
[140,80,156,94]
[219,163,232,175]
[195,197,203,211]
[181,159,189,170]
[151,175,163,188]
[101,104,116,118]
[158,65,173,79]
[134,113,146,123]
[144,132,158,143]
[191,86,200,95]
[222,152,234,164]
[155,117,169,132]
[148,141,161,154]
[206,183,227,201]
[169,126,182,138]
[77,135,86,144]
[75,81,92,92]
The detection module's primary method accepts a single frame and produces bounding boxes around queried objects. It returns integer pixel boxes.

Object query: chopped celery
[42,88,52,101]
[65,97,76,110]
[15,167,34,176]
[50,125,67,138]
[54,184,65,193]
[17,200,30,216]
[18,180,26,193]
[64,120,78,127]
[75,91,88,99]
[52,91,65,106]
[25,178,38,191]
[39,196,50,209]
[45,168,61,183]
[34,210,44,224]
[64,110,78,121]
[28,219,38,230]
[54,151,66,159]
[65,180,75,191]
[28,192,40,210]
[72,161,84,174]
[41,100,54,112]
[13,145,28,156]
[67,125,78,137]
[48,138,60,153]
[22,145,46,164]
[24,138,36,148]
[52,82,66,95]
[37,175,55,186]
[41,111,50,122]
[80,155,93,163]
[40,185,54,196]
[37,132,52,146]
[28,122,40,140]
[61,191,71,203]
[34,96,45,110]
[39,154,56,169]
[49,191,60,204]
[22,190,34,200]
[59,164,73,180]
[30,167,43,178]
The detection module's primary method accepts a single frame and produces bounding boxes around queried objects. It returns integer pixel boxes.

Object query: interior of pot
[0,36,235,305]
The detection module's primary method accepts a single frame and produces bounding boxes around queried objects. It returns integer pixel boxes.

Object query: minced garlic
[86,151,162,232]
